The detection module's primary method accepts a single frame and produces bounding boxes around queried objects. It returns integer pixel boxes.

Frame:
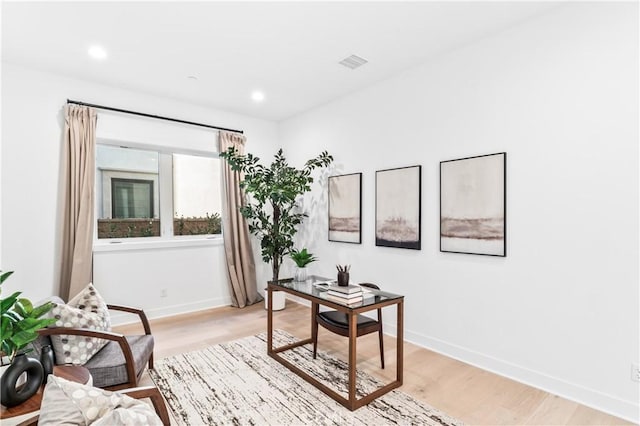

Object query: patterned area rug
[150,330,463,425]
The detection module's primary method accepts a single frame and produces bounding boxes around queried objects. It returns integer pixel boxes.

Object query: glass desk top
[269,275,403,309]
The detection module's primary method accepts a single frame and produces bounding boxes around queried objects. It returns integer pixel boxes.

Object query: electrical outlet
[160,288,168,298]
[631,363,640,382]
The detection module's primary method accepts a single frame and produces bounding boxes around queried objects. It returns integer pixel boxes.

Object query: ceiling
[1,2,559,121]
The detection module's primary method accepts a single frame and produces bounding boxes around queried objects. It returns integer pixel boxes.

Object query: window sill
[93,236,224,252]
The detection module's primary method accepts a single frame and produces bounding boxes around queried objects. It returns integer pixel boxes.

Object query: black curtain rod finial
[66,99,243,134]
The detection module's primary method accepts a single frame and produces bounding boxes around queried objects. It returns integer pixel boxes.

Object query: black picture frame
[440,152,506,257]
[375,165,421,250]
[328,173,362,244]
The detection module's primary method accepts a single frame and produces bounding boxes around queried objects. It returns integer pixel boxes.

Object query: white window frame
[93,137,224,252]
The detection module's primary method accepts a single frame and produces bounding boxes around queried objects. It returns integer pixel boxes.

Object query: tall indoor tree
[220,147,333,283]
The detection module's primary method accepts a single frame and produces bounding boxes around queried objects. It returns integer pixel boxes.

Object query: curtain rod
[66,99,244,134]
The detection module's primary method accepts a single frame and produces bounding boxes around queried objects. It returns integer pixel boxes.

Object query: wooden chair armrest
[38,328,137,388]
[38,326,127,341]
[119,386,171,426]
[107,304,152,335]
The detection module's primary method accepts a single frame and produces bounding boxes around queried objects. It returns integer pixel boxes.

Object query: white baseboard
[109,296,232,326]
[384,324,639,424]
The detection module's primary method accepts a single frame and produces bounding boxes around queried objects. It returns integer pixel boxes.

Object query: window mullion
[158,153,174,238]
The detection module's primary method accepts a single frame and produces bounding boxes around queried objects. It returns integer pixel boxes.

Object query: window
[112,178,154,218]
[96,143,222,240]
[172,154,222,236]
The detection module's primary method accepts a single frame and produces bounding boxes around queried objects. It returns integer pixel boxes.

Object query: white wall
[92,243,229,322]
[279,3,639,422]
[0,63,279,318]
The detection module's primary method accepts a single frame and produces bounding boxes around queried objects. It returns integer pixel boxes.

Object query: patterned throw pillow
[38,376,163,425]
[47,283,112,365]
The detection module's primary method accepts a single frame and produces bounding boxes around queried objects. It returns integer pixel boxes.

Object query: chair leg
[378,327,385,369]
[148,353,154,370]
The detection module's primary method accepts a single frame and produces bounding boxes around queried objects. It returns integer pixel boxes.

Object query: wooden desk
[1,365,91,421]
[267,278,404,411]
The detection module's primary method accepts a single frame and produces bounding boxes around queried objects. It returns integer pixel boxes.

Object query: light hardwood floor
[115,301,632,426]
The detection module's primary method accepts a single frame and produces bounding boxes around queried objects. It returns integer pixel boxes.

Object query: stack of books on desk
[326,284,364,305]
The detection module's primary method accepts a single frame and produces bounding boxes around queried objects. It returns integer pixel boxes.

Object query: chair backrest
[359,283,383,322]
[359,283,380,290]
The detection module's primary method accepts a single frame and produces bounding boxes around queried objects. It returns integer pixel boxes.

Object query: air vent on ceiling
[338,54,368,70]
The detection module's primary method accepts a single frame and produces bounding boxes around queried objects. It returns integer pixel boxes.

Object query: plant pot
[1,356,27,388]
[40,345,54,383]
[0,353,44,407]
[294,267,308,282]
[264,288,286,311]
[0,364,10,382]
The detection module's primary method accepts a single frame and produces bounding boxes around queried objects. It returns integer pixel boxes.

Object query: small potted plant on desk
[290,248,317,282]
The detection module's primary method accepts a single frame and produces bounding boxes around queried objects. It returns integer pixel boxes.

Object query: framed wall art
[375,165,421,250]
[328,173,362,244]
[440,152,506,256]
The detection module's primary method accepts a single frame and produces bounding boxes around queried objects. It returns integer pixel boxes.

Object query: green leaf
[1,292,21,313]
[0,271,14,285]
[1,316,13,339]
[2,310,22,322]
[2,340,15,358]
[31,301,54,318]
[14,298,33,317]
[10,330,39,348]
[15,317,56,332]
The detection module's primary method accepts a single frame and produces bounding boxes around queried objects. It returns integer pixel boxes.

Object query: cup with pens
[337,265,350,286]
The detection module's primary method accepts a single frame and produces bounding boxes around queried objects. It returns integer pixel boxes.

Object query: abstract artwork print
[375,166,421,250]
[440,152,506,256]
[328,173,362,243]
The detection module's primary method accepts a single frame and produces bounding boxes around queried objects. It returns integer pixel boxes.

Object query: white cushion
[38,375,162,425]
[47,283,111,364]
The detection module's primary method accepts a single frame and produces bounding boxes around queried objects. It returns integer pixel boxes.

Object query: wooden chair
[36,302,154,391]
[312,283,385,368]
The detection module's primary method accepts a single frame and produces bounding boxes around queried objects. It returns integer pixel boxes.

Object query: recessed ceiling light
[88,45,107,60]
[251,91,265,103]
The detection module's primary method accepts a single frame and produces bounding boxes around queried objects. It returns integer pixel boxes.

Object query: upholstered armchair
[35,297,154,391]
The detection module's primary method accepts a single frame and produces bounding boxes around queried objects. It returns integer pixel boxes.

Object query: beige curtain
[219,131,260,307]
[60,105,97,300]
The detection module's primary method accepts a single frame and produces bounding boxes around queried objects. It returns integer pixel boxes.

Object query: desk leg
[311,302,319,358]
[267,286,273,355]
[348,310,357,408]
[397,299,404,384]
